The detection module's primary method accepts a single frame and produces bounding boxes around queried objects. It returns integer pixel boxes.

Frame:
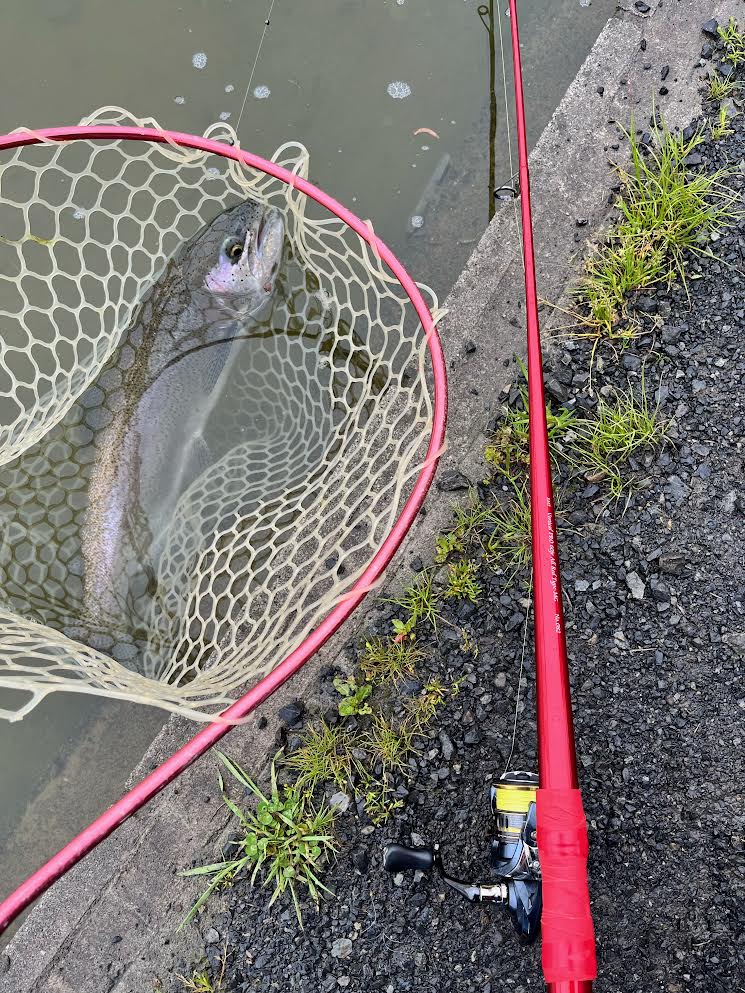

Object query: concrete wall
[2,2,738,990]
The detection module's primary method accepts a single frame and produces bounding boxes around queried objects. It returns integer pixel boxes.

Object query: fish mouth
[249,205,284,285]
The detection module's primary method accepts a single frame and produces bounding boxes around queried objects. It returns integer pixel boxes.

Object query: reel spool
[383,770,542,942]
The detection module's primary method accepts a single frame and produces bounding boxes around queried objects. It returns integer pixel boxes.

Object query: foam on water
[387,81,412,99]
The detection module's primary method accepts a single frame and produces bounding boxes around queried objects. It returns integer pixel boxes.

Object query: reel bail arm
[383,771,541,942]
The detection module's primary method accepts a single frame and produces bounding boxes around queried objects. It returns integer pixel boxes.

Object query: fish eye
[223,237,244,263]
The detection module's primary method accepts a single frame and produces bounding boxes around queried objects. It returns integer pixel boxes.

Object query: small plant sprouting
[405,678,458,733]
[181,753,336,927]
[444,559,483,603]
[284,720,354,795]
[568,382,668,498]
[332,674,372,717]
[711,104,735,141]
[359,636,423,685]
[718,17,745,67]
[356,770,403,825]
[484,386,578,481]
[390,571,441,637]
[364,713,416,774]
[178,953,226,993]
[459,628,479,657]
[707,70,739,102]
[435,529,464,564]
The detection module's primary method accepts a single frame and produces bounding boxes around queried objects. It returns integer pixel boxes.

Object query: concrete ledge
[3,2,739,990]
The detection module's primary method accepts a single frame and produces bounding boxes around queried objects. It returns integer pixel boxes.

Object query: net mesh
[0,107,440,721]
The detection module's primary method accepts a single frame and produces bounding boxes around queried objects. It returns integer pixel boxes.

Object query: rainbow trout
[0,199,284,657]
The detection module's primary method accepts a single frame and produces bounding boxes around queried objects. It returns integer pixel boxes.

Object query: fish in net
[0,107,442,721]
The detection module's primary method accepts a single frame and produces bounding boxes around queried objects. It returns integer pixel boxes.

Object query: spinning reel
[383,770,542,942]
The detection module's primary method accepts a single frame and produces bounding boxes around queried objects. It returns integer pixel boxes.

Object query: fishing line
[496,3,524,272]
[494,2,530,769]
[503,568,532,774]
[236,0,277,135]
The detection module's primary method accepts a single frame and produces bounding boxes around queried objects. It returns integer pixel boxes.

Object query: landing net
[0,107,443,722]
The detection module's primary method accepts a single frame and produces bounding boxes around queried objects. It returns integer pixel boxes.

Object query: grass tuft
[568,382,668,498]
[364,713,416,774]
[390,571,441,637]
[444,558,483,602]
[405,677,459,733]
[707,71,739,102]
[711,104,735,141]
[577,119,736,335]
[178,971,223,993]
[484,385,578,482]
[481,487,533,572]
[181,753,336,927]
[718,17,745,67]
[359,636,423,685]
[284,720,354,795]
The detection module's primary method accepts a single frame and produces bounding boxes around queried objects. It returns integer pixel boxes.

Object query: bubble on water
[410,215,424,229]
[71,208,86,220]
[421,144,430,151]
[219,111,231,121]
[206,166,221,177]
[387,80,412,99]
[191,52,207,70]
[396,0,406,4]
[174,95,185,105]
[225,83,235,93]
[253,85,271,99]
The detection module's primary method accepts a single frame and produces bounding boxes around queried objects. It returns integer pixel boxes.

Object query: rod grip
[382,843,435,874]
[536,788,597,984]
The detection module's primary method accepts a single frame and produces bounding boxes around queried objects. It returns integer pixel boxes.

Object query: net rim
[0,123,447,931]
[0,123,447,714]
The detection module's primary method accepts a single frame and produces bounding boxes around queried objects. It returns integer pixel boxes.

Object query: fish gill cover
[0,107,440,722]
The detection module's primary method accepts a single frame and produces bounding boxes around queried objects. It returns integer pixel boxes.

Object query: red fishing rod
[384,2,596,990]
[507,0,596,988]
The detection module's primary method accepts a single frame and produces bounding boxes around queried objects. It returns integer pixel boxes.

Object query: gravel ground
[177,21,745,993]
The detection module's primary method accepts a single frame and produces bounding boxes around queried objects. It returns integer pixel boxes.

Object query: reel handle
[382,843,436,874]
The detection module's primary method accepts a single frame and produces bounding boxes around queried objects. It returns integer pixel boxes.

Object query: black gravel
[176,23,745,993]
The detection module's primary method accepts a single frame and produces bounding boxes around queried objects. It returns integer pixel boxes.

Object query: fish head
[201,201,285,317]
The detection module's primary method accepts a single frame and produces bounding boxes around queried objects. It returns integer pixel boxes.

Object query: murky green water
[0,0,614,934]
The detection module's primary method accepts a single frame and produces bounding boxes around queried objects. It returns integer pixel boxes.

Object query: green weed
[364,713,417,774]
[332,674,372,717]
[568,382,668,498]
[284,721,354,795]
[711,104,735,141]
[707,71,739,102]
[484,386,578,480]
[178,956,226,993]
[718,17,745,67]
[359,636,423,685]
[577,119,736,334]
[444,559,483,603]
[435,530,464,564]
[578,233,668,333]
[405,678,458,733]
[481,487,533,572]
[459,629,479,657]
[356,770,403,825]
[390,572,441,638]
[182,753,336,927]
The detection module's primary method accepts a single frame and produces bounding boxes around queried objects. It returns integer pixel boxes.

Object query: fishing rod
[383,3,597,990]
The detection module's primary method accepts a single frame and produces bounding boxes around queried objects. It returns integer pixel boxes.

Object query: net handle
[0,123,447,933]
